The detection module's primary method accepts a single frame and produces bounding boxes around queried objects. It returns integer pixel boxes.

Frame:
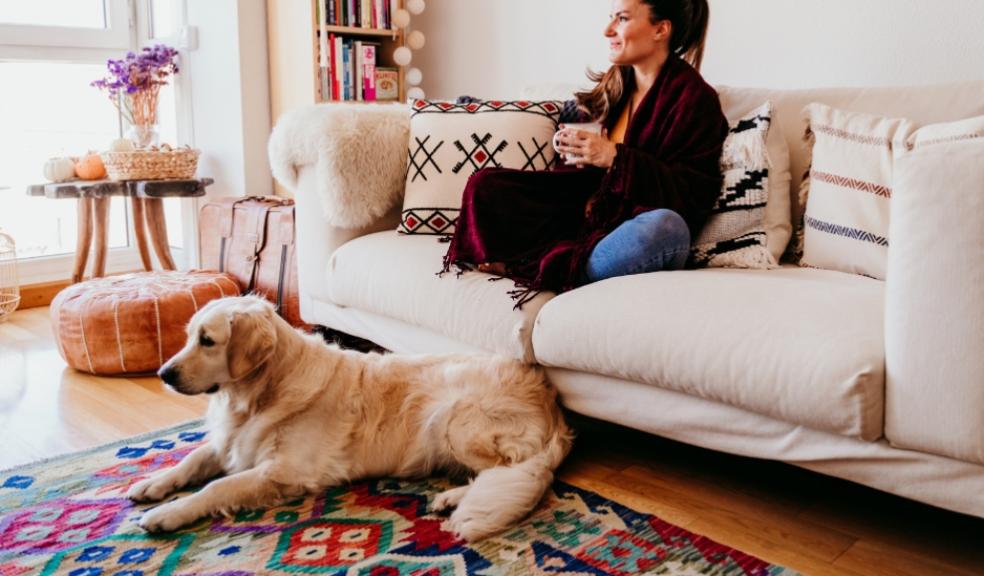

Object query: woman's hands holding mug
[553,124,617,169]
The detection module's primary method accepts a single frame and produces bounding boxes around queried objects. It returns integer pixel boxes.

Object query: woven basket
[0,293,20,323]
[101,147,199,181]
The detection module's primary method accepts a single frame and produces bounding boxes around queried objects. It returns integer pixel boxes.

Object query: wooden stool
[27,179,213,283]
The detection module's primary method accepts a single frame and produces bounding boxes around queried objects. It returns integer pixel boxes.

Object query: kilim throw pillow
[400,99,563,235]
[798,104,915,280]
[691,102,776,269]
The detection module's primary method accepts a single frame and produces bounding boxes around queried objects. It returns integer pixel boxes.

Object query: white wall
[414,0,984,99]
[187,0,272,199]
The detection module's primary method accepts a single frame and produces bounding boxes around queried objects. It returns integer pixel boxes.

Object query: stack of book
[324,0,398,30]
[318,37,400,102]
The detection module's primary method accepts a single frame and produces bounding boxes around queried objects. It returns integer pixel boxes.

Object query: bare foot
[477,262,507,275]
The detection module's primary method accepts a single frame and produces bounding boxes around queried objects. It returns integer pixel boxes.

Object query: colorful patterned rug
[0,421,798,575]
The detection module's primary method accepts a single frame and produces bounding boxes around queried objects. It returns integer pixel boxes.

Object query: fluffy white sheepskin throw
[268,103,410,229]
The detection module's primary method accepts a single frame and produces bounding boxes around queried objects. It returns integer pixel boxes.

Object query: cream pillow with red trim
[400,99,562,235]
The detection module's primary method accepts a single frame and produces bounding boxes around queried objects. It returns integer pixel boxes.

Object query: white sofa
[270,81,984,519]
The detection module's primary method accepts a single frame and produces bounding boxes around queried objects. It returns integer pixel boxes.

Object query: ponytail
[674,0,709,71]
[575,0,710,122]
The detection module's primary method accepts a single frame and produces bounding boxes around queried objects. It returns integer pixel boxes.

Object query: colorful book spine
[362,44,377,101]
[330,33,341,101]
[319,26,331,100]
[342,40,352,100]
[354,40,364,101]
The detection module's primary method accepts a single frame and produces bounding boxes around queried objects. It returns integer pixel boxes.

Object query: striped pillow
[799,104,915,280]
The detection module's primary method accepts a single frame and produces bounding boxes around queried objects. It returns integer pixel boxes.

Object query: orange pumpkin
[75,152,107,180]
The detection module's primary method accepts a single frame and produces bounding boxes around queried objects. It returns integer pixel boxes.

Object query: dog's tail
[448,421,573,541]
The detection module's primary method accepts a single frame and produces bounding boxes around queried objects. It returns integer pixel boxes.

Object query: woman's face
[605,0,669,66]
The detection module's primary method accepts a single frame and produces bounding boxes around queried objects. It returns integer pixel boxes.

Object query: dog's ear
[226,307,277,380]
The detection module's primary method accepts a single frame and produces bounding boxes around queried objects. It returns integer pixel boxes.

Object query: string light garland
[393,0,426,98]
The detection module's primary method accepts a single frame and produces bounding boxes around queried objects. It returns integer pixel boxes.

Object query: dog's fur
[129,296,572,541]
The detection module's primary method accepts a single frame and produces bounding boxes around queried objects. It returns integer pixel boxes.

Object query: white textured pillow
[907,114,984,150]
[799,104,914,279]
[691,102,776,269]
[400,99,562,235]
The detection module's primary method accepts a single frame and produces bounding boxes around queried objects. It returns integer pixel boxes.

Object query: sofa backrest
[526,80,984,220]
[716,82,984,213]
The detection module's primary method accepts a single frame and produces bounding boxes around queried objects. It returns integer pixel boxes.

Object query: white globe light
[393,46,413,67]
[407,87,426,100]
[407,30,426,50]
[406,67,423,86]
[392,8,411,29]
[406,0,426,15]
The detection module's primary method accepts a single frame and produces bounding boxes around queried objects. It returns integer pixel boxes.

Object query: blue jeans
[584,209,691,283]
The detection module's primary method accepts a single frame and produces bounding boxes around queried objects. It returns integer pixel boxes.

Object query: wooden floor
[2,306,982,575]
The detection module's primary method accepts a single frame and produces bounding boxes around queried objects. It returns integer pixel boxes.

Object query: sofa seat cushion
[532,267,885,440]
[328,231,552,362]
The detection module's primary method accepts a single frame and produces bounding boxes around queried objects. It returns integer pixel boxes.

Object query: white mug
[552,122,603,163]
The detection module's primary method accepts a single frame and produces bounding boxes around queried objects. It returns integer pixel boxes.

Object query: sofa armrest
[268,102,409,228]
[293,165,401,305]
[885,140,984,465]
[269,103,408,307]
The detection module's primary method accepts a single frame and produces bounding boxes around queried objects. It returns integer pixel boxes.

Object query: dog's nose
[158,365,181,387]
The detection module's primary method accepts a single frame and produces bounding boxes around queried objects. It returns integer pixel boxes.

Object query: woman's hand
[555,126,618,169]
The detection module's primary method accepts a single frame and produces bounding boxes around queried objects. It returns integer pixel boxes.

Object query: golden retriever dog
[128,295,572,541]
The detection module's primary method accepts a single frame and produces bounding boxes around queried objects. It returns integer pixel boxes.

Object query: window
[0,1,108,29]
[0,62,128,259]
[0,0,195,284]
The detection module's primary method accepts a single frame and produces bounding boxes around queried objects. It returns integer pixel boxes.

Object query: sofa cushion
[327,231,552,362]
[532,267,885,440]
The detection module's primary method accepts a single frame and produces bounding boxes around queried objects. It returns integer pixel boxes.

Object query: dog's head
[158,295,278,395]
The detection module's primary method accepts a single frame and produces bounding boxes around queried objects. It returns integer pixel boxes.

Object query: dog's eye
[199,334,215,347]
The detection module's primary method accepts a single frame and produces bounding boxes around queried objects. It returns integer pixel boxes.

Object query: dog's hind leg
[138,463,290,532]
[445,427,571,541]
[127,444,223,503]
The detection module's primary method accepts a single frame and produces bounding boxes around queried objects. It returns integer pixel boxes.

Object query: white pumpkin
[43,157,76,183]
[109,138,136,152]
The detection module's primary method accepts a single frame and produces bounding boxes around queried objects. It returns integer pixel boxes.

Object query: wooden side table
[27,179,213,283]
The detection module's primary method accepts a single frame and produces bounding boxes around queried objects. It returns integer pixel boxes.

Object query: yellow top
[608,102,631,144]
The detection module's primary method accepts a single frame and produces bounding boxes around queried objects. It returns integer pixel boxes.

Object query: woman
[442,0,728,307]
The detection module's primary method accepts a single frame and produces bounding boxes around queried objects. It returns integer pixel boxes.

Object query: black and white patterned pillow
[691,102,776,269]
[400,99,562,235]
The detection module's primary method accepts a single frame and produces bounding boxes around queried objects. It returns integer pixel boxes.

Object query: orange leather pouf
[51,271,241,376]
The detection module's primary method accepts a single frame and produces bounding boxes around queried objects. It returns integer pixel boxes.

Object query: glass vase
[127,123,159,149]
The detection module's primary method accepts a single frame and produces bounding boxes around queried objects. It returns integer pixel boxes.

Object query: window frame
[0,0,133,50]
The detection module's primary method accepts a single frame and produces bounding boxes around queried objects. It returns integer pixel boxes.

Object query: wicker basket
[101,147,199,181]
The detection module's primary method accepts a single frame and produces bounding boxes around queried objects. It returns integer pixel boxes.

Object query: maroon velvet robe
[442,57,728,306]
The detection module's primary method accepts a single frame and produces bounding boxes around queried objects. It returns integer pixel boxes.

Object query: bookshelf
[311,0,406,104]
[268,0,407,195]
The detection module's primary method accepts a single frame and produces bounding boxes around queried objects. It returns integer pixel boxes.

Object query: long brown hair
[576,0,710,123]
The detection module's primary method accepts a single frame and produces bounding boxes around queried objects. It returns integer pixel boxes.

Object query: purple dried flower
[91,44,180,124]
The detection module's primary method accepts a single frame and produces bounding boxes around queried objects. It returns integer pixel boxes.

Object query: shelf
[320,24,398,38]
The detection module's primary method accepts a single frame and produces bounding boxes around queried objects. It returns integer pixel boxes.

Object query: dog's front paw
[138,501,198,533]
[127,476,177,502]
[445,509,494,542]
[431,486,470,514]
